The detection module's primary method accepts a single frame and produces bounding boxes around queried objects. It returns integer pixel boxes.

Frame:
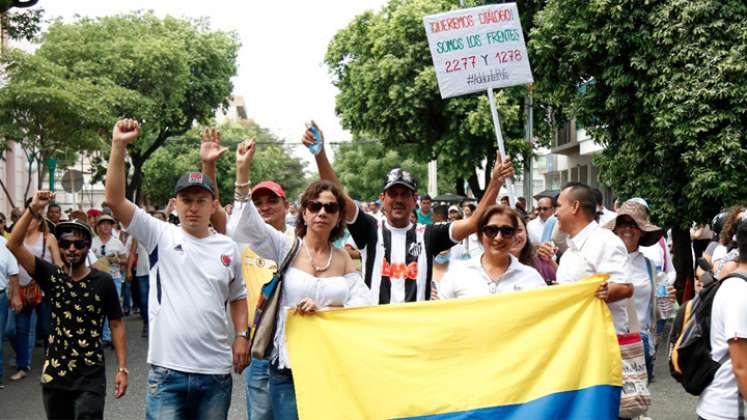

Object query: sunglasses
[481,224,517,239]
[60,239,88,250]
[307,201,340,214]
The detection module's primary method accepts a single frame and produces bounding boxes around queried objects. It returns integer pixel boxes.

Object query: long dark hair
[515,213,536,266]
[295,180,347,241]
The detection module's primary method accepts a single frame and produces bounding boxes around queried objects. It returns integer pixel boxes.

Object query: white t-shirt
[557,221,631,333]
[0,238,19,290]
[627,251,654,334]
[697,274,747,420]
[127,207,246,375]
[438,254,546,299]
[91,235,127,279]
[134,242,150,277]
[526,217,547,246]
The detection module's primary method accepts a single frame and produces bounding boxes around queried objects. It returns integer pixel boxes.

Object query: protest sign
[423,3,533,99]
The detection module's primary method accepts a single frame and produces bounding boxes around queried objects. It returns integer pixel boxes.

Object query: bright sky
[31,0,388,147]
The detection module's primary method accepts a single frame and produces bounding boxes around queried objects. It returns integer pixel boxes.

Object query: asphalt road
[1,315,697,419]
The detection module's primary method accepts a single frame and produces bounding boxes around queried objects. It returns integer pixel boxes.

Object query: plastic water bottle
[306,120,323,155]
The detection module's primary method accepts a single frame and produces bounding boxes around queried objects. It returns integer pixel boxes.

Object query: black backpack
[668,272,747,395]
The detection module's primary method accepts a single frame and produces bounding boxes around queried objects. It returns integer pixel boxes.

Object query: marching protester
[105,119,249,419]
[92,214,128,348]
[226,138,372,420]
[511,214,556,284]
[527,195,554,246]
[696,222,747,420]
[126,234,150,338]
[7,198,62,382]
[593,188,617,226]
[713,207,747,280]
[0,234,20,388]
[302,124,514,305]
[604,203,665,383]
[438,205,546,299]
[416,195,433,224]
[7,191,128,419]
[554,182,633,332]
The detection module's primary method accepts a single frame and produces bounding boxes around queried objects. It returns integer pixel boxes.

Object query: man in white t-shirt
[104,119,249,419]
[697,223,747,420]
[527,196,554,246]
[0,235,20,388]
[555,183,633,333]
[92,214,128,346]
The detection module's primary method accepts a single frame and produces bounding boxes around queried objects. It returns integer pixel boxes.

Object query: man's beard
[63,255,86,269]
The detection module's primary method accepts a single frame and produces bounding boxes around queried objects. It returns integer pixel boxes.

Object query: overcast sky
[29,0,388,147]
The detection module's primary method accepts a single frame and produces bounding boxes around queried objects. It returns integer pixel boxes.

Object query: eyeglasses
[307,201,340,214]
[60,239,88,250]
[481,224,517,239]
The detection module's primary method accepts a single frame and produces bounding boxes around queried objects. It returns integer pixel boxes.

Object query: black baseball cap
[54,220,93,243]
[175,172,216,196]
[383,168,416,192]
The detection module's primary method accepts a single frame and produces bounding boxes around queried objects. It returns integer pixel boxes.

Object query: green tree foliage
[1,6,43,42]
[325,0,548,198]
[142,120,306,206]
[332,138,457,202]
[530,0,747,292]
[36,12,240,202]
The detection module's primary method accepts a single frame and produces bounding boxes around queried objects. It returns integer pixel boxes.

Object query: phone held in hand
[305,120,323,155]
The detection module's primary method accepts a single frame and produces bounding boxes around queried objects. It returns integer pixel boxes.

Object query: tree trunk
[0,176,15,208]
[671,226,694,303]
[127,157,143,203]
[467,171,483,201]
[125,129,171,204]
[455,178,465,197]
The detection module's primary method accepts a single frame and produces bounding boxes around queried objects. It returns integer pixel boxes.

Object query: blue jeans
[641,331,654,384]
[10,306,36,371]
[145,365,232,420]
[34,298,50,349]
[122,279,131,314]
[269,365,298,420]
[0,291,9,381]
[102,276,122,343]
[245,359,272,420]
[136,275,149,324]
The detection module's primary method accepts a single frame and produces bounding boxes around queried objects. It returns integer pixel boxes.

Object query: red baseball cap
[252,181,286,199]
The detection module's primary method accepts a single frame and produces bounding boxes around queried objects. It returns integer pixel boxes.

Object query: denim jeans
[122,279,131,314]
[145,365,232,420]
[0,291,9,382]
[10,306,36,371]
[269,364,298,420]
[102,276,122,343]
[245,359,272,420]
[34,298,50,349]
[135,275,149,324]
[641,331,654,384]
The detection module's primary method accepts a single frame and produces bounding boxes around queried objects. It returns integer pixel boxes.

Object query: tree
[141,120,306,206]
[1,5,43,44]
[530,0,747,295]
[325,0,550,199]
[36,12,240,202]
[0,49,117,203]
[332,137,456,201]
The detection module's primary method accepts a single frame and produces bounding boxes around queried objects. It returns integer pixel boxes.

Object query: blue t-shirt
[417,209,433,225]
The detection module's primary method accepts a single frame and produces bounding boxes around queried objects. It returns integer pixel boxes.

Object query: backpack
[668,272,747,395]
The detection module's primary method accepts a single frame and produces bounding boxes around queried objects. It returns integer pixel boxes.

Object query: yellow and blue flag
[286,275,622,419]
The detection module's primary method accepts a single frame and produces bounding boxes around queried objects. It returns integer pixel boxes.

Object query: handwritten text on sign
[423,3,533,99]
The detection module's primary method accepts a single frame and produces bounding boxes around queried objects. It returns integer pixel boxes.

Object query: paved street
[1,315,697,419]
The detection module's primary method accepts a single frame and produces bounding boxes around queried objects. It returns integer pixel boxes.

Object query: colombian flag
[286,275,621,419]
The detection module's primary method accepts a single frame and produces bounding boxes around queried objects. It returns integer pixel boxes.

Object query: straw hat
[603,203,663,247]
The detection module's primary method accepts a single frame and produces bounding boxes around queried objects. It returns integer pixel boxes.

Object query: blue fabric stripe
[399,384,621,420]
[148,246,161,304]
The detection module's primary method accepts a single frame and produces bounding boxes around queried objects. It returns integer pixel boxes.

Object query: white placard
[423,3,534,99]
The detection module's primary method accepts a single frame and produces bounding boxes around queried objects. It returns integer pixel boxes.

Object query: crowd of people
[0,119,744,420]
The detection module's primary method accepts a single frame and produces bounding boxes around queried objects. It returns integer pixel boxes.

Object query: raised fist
[236,138,257,171]
[112,119,140,145]
[31,191,55,213]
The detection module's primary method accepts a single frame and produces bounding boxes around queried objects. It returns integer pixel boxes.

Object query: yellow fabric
[241,246,277,327]
[286,274,621,420]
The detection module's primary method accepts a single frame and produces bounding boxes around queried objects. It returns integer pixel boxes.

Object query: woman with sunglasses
[228,139,372,420]
[7,199,62,381]
[438,205,546,299]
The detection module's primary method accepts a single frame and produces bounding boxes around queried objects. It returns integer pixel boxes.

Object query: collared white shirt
[526,217,547,246]
[0,237,19,290]
[556,221,631,333]
[438,254,546,299]
[627,251,654,333]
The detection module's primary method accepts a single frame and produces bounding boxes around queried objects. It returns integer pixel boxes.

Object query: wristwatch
[236,329,251,340]
[116,367,129,375]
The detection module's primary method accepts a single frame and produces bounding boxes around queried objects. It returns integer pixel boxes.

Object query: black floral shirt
[34,258,122,394]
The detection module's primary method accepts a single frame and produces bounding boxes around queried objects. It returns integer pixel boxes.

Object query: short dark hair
[48,203,61,211]
[421,194,432,202]
[592,188,604,207]
[477,204,519,242]
[738,221,747,263]
[562,182,597,220]
[295,180,347,241]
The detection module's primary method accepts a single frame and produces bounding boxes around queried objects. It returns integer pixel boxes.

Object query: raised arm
[302,126,358,223]
[201,127,229,234]
[6,191,55,276]
[105,119,140,228]
[451,153,514,241]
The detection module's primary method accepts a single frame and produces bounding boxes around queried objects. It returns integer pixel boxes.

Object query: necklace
[303,239,333,272]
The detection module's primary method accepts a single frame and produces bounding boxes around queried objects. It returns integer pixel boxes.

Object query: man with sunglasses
[302,126,514,304]
[105,119,249,419]
[527,195,554,246]
[6,191,128,419]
